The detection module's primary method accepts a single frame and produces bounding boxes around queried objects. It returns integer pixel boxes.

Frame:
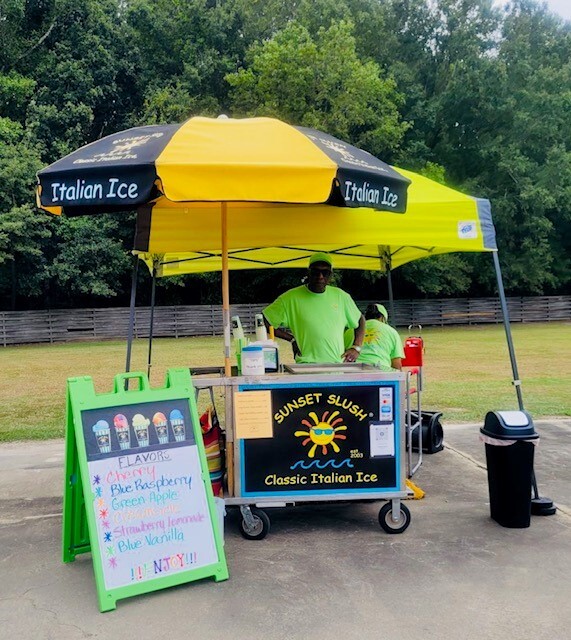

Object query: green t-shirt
[263,285,361,364]
[344,319,404,368]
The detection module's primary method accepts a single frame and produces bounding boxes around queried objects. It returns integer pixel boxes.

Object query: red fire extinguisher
[402,324,424,367]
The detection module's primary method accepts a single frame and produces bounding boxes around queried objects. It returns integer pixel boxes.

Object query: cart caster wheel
[378,503,411,534]
[239,508,270,540]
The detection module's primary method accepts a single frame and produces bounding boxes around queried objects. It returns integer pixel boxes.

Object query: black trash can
[480,411,538,528]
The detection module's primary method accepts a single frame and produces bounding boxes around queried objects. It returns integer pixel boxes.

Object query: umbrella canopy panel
[36,117,410,215]
[134,168,496,276]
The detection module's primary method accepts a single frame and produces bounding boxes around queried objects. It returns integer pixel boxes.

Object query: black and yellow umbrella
[36,116,413,375]
[36,116,410,215]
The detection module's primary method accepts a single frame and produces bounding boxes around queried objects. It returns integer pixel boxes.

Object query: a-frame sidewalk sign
[62,368,228,612]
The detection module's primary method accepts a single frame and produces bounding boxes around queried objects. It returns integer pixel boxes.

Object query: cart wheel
[239,508,270,540]
[378,502,411,534]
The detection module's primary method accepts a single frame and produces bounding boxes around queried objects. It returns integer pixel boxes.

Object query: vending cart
[193,364,410,539]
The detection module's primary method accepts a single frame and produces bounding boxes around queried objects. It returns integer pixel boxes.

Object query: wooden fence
[1,296,569,347]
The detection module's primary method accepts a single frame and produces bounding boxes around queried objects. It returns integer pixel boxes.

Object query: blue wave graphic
[290,457,355,471]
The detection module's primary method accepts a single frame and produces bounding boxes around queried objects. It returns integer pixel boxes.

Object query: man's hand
[342,347,359,363]
[292,340,301,359]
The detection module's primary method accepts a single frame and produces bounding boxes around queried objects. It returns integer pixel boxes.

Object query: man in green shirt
[344,303,404,370]
[263,253,365,364]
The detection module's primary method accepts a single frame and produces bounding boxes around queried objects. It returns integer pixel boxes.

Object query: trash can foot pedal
[531,497,556,516]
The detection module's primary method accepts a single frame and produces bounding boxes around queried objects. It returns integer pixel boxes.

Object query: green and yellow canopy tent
[36,116,521,410]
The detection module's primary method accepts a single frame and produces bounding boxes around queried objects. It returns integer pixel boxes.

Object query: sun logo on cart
[294,411,347,458]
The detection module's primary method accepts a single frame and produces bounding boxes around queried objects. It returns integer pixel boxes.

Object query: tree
[0,115,51,308]
[126,0,243,120]
[227,20,408,157]
[1,0,570,309]
[371,0,571,295]
[48,216,131,302]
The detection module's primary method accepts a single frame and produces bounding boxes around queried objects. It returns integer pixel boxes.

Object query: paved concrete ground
[1,420,570,640]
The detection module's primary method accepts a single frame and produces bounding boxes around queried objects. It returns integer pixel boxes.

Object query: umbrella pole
[221,202,235,496]
[221,203,231,377]
[147,266,157,381]
[125,256,139,376]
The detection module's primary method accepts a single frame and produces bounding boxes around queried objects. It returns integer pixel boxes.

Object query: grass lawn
[0,322,569,442]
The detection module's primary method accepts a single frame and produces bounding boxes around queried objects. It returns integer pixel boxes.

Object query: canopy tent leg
[380,248,395,321]
[387,266,395,322]
[147,266,157,380]
[492,251,554,514]
[492,251,523,410]
[125,256,139,375]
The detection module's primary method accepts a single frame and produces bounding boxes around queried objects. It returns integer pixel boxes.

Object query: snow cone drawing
[152,411,169,445]
[169,409,186,442]
[92,420,111,453]
[132,413,150,447]
[113,413,131,450]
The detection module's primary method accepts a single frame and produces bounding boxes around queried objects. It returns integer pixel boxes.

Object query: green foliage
[0,72,36,121]
[1,0,570,309]
[0,204,52,306]
[399,254,474,296]
[138,84,220,125]
[0,104,52,306]
[227,20,408,155]
[50,216,131,298]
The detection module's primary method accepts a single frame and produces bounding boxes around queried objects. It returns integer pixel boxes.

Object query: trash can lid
[480,410,539,440]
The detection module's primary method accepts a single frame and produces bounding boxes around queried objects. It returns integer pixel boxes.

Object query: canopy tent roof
[134,167,496,276]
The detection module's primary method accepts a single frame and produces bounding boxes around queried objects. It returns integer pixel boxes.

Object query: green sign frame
[63,368,228,612]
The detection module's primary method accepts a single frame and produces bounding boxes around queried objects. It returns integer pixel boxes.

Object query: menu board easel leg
[63,390,91,563]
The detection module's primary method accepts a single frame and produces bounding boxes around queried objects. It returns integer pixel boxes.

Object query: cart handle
[114,372,151,393]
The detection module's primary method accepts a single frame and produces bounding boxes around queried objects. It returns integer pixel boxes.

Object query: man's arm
[263,314,301,358]
[342,314,365,363]
[391,357,403,371]
[353,314,365,347]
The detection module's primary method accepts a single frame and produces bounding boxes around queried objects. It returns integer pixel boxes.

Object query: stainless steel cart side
[193,368,411,538]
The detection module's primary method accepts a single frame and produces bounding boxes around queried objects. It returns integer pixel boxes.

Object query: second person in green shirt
[344,303,404,370]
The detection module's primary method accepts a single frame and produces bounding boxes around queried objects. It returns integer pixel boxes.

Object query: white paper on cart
[369,421,395,457]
